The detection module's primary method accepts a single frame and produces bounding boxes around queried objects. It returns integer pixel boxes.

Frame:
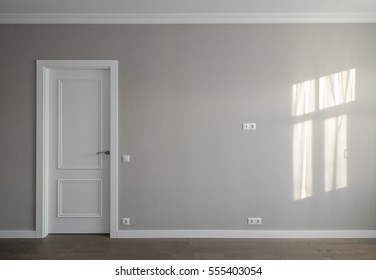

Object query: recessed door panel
[58,180,102,217]
[58,79,103,169]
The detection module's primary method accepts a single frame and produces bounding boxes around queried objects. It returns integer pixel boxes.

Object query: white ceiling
[0,0,376,23]
[1,0,376,13]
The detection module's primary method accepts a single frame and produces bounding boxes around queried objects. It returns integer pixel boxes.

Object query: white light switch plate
[121,155,131,163]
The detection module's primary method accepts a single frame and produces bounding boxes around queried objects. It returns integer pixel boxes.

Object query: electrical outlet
[122,217,130,225]
[248,217,262,225]
[242,123,256,130]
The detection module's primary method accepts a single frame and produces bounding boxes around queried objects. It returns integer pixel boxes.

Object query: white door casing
[36,60,118,238]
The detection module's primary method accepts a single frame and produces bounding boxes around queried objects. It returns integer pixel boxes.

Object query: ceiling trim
[0,12,376,24]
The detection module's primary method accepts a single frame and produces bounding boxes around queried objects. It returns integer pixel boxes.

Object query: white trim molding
[0,12,376,24]
[0,231,37,238]
[36,60,119,238]
[2,230,375,239]
[116,230,376,239]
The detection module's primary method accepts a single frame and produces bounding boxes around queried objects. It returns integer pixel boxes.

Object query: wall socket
[122,217,130,225]
[248,217,262,225]
[242,123,256,130]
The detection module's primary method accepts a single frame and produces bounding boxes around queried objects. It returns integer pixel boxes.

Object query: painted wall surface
[0,24,376,231]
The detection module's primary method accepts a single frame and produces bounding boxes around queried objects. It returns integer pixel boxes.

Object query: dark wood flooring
[1,235,376,260]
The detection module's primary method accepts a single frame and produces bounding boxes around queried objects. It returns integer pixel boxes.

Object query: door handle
[96,150,110,155]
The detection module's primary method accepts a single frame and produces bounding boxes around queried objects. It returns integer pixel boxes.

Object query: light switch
[121,155,131,163]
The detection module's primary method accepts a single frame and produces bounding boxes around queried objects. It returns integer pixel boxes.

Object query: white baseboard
[0,230,37,238]
[116,230,376,239]
[1,230,375,238]
[0,12,376,24]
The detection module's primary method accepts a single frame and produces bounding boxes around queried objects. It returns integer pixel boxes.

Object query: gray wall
[1,24,376,231]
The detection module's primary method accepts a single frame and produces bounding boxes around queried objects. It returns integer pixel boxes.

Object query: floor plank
[0,235,375,260]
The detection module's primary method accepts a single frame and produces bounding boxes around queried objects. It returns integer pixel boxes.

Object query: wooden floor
[1,235,376,260]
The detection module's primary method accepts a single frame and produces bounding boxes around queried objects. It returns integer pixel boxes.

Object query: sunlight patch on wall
[292,69,355,201]
[324,115,348,192]
[293,120,313,200]
[292,80,315,116]
[319,69,356,110]
[292,79,315,201]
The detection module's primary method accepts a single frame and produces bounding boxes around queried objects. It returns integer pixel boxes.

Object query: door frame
[36,60,118,238]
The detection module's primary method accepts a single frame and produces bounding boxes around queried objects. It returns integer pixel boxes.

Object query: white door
[48,68,110,233]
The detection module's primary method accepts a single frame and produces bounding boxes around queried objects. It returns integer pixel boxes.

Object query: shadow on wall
[292,69,356,201]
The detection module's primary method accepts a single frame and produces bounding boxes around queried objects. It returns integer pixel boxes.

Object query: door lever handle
[96,150,110,155]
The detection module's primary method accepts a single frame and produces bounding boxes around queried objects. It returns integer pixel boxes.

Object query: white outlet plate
[122,217,130,225]
[242,123,256,130]
[248,217,262,225]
